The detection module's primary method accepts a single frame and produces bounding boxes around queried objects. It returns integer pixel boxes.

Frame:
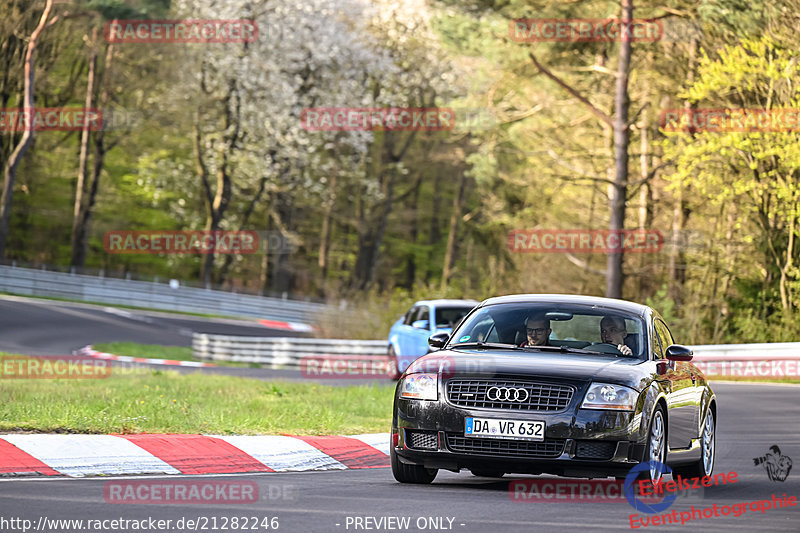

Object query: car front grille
[574,440,616,460]
[446,379,574,411]
[446,434,565,458]
[406,430,438,450]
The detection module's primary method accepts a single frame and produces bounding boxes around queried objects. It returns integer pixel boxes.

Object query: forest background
[2,0,799,343]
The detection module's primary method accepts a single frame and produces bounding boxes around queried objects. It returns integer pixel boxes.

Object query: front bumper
[393,379,647,477]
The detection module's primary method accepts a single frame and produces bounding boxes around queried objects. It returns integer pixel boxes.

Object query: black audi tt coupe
[391,294,716,484]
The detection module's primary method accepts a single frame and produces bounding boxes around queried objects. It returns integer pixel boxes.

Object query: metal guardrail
[0,265,328,323]
[689,342,800,360]
[690,342,800,377]
[193,334,387,368]
[193,335,800,376]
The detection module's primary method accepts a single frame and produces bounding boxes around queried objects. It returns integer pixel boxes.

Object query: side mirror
[428,333,449,350]
[412,320,430,330]
[665,344,693,361]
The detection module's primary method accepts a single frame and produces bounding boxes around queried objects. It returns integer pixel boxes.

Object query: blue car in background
[388,299,479,373]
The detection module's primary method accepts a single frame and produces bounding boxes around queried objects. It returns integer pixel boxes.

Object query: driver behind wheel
[520,313,551,347]
[600,315,633,355]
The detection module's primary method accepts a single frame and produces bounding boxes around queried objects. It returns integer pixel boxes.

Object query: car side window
[403,307,418,325]
[417,306,430,323]
[657,320,675,346]
[654,320,672,358]
[651,323,664,359]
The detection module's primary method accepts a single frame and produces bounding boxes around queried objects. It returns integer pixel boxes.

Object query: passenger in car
[600,315,633,355]
[520,313,551,347]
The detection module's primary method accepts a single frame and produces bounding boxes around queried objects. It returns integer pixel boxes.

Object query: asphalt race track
[0,295,306,354]
[1,296,798,532]
[0,296,331,382]
[0,383,797,532]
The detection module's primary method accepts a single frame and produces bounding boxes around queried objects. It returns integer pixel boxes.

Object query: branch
[193,107,213,209]
[528,51,613,129]
[565,253,607,276]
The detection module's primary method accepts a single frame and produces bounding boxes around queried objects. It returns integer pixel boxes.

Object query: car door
[654,318,696,449]
[409,305,432,356]
[391,306,415,357]
[660,319,702,444]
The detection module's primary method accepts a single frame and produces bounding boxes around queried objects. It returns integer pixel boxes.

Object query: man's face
[600,318,627,345]
[525,319,550,346]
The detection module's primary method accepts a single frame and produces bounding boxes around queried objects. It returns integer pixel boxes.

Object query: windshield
[434,306,474,329]
[449,303,646,358]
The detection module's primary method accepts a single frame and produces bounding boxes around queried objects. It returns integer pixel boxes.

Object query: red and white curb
[0,433,390,477]
[258,319,314,333]
[76,346,216,368]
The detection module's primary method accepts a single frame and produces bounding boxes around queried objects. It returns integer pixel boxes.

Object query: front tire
[640,406,667,484]
[672,407,715,478]
[391,446,437,484]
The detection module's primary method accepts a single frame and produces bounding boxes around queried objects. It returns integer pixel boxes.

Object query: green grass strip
[93,342,253,367]
[0,353,395,435]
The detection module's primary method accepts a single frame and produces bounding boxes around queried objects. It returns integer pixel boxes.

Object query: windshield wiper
[518,344,594,354]
[449,342,523,350]
[520,345,638,357]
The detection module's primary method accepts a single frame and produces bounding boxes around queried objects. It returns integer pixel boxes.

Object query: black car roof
[478,293,650,318]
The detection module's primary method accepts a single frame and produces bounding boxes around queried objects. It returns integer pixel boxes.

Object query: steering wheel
[588,342,624,355]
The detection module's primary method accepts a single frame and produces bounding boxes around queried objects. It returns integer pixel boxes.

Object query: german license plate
[465,417,545,441]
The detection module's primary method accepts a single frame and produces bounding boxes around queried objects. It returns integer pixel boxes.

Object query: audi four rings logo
[486,386,529,402]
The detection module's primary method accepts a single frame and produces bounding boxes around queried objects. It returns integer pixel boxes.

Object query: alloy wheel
[648,410,665,483]
[701,409,715,476]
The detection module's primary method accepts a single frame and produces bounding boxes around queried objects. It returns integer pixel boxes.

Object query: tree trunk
[318,172,337,295]
[215,174,269,286]
[668,40,698,304]
[366,170,396,287]
[270,190,293,295]
[196,80,239,286]
[427,172,442,283]
[606,0,633,299]
[441,168,467,289]
[70,26,98,267]
[779,193,797,313]
[637,91,654,297]
[0,0,53,259]
[712,207,736,341]
[404,174,421,289]
[351,129,416,290]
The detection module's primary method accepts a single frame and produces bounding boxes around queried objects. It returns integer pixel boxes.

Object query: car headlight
[581,383,637,411]
[399,373,438,400]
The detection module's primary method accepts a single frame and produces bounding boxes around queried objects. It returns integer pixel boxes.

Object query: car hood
[404,349,651,389]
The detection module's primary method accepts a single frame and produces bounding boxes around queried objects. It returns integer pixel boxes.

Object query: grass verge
[92,342,253,368]
[0,292,246,320]
[0,353,395,435]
